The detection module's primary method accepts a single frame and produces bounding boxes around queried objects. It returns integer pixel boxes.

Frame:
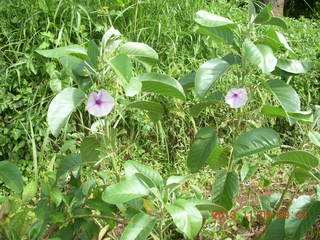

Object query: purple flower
[243,181,251,186]
[86,89,115,117]
[225,88,248,108]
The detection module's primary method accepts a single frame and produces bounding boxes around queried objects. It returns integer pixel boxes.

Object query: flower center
[232,93,239,98]
[95,99,103,106]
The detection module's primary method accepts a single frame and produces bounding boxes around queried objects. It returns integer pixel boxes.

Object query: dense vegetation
[0,0,319,239]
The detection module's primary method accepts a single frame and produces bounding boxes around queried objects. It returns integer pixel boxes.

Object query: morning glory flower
[86,89,115,117]
[225,88,248,109]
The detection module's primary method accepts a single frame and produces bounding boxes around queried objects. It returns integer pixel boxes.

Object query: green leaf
[275,59,313,75]
[285,195,320,240]
[267,79,300,125]
[36,45,87,59]
[195,25,235,45]
[127,101,164,122]
[190,91,224,117]
[166,175,195,194]
[56,154,82,179]
[253,3,272,24]
[240,164,257,181]
[273,151,319,169]
[293,167,311,184]
[233,128,281,159]
[22,181,37,202]
[308,131,320,147]
[80,137,100,163]
[0,161,24,193]
[101,27,122,58]
[102,176,149,204]
[124,160,164,189]
[264,17,288,30]
[212,170,239,210]
[266,30,294,54]
[179,72,195,90]
[119,42,158,71]
[47,88,85,136]
[243,39,277,74]
[261,105,287,118]
[125,77,142,97]
[195,59,230,97]
[263,219,285,240]
[195,10,236,28]
[120,213,155,240]
[136,73,185,100]
[87,40,100,68]
[248,1,257,23]
[189,199,226,212]
[109,54,133,83]
[208,146,230,171]
[187,127,218,173]
[166,199,203,239]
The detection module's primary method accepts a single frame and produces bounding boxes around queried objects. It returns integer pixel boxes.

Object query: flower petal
[86,89,115,117]
[225,88,248,108]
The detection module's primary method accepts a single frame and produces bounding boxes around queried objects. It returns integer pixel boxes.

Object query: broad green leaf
[232,128,281,159]
[308,130,320,147]
[190,91,224,116]
[101,27,122,58]
[267,79,301,125]
[109,54,132,83]
[22,181,37,202]
[119,42,158,71]
[222,53,241,65]
[267,30,295,54]
[263,17,287,30]
[195,26,235,45]
[261,105,287,118]
[136,73,185,100]
[293,167,311,184]
[259,193,281,211]
[0,161,24,193]
[240,164,257,181]
[47,87,85,136]
[189,199,226,212]
[195,59,230,97]
[248,1,257,23]
[276,59,313,75]
[208,146,230,171]
[56,154,82,179]
[120,213,155,240]
[285,195,320,240]
[124,160,164,189]
[127,101,164,122]
[253,3,272,24]
[36,45,87,59]
[179,72,195,90]
[263,219,285,240]
[166,199,203,239]
[273,151,319,169]
[102,176,149,204]
[243,39,277,74]
[194,10,236,28]
[80,137,100,163]
[212,170,239,210]
[59,56,92,90]
[187,127,218,173]
[166,175,195,194]
[125,77,142,97]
